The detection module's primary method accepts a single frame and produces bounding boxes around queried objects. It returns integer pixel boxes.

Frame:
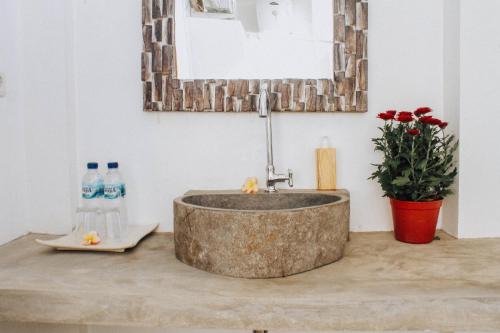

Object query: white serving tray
[36,223,159,253]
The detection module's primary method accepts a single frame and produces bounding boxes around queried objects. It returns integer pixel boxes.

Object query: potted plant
[370,107,458,244]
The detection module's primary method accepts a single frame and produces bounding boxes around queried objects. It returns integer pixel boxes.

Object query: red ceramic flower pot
[389,198,442,244]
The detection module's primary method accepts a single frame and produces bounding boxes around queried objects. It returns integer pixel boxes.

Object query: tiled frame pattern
[142,0,368,112]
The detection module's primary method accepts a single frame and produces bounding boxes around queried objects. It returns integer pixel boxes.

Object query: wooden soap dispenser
[316,136,337,190]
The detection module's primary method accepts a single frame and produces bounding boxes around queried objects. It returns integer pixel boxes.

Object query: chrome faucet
[258,87,293,192]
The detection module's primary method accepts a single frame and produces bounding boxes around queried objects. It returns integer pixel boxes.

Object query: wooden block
[345,0,356,26]
[215,85,224,112]
[171,46,177,79]
[344,77,355,108]
[141,52,151,82]
[154,19,162,42]
[334,0,345,14]
[163,0,174,17]
[334,96,345,112]
[356,2,368,30]
[239,80,249,98]
[152,0,162,19]
[241,96,251,112]
[305,79,317,86]
[143,82,152,111]
[143,25,152,52]
[166,18,174,45]
[152,102,163,111]
[227,80,236,96]
[153,73,163,101]
[272,79,282,93]
[356,91,368,112]
[173,89,183,110]
[270,92,280,111]
[334,15,345,43]
[203,83,212,110]
[193,80,204,112]
[281,83,291,110]
[356,30,368,58]
[249,80,260,94]
[249,95,259,112]
[334,43,345,72]
[316,95,327,112]
[316,148,337,190]
[184,81,193,110]
[334,72,345,96]
[163,79,173,111]
[225,96,234,112]
[345,26,356,54]
[170,79,180,89]
[293,79,303,102]
[142,0,152,25]
[152,43,162,72]
[305,86,317,112]
[345,54,356,78]
[294,102,305,112]
[328,80,335,103]
[162,45,174,76]
[356,59,368,91]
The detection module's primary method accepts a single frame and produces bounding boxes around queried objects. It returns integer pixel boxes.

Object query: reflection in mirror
[176,0,333,79]
[189,0,237,17]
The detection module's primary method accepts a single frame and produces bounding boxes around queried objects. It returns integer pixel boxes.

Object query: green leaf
[392,176,411,186]
[416,160,427,170]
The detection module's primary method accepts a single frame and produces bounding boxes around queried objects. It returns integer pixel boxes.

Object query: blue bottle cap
[87,162,98,169]
[108,162,119,169]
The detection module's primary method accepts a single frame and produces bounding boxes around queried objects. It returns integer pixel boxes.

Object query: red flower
[414,107,432,116]
[420,116,442,126]
[407,129,420,136]
[386,110,397,116]
[439,122,448,129]
[377,112,394,121]
[395,112,413,123]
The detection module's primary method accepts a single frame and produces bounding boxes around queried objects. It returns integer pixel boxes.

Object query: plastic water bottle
[103,162,127,238]
[81,162,103,209]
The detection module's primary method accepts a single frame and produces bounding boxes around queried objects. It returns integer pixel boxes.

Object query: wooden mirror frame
[142,0,368,112]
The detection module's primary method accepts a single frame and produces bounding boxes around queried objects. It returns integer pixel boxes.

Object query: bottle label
[82,183,103,199]
[104,183,125,199]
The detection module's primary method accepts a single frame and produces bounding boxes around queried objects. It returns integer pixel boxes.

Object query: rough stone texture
[2,231,500,331]
[174,190,350,278]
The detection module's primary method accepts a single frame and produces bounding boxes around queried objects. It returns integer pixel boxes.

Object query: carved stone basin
[174,190,350,278]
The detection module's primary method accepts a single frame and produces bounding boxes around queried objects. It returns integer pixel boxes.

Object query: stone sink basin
[174,190,350,278]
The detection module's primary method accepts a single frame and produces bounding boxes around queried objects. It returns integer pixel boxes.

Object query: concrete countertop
[0,231,500,331]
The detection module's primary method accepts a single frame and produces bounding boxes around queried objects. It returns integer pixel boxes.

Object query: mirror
[177,0,333,79]
[141,0,368,112]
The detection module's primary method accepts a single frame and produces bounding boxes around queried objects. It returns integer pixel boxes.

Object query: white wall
[441,0,460,237]
[0,0,450,239]
[74,0,445,232]
[457,0,500,238]
[0,1,28,244]
[0,0,77,245]
[17,0,77,235]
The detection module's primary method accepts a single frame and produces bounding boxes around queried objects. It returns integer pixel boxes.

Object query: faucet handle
[288,169,294,187]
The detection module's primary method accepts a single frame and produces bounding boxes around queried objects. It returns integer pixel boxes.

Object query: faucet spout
[258,88,293,192]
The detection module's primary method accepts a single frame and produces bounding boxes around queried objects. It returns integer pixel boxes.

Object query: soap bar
[316,148,336,190]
